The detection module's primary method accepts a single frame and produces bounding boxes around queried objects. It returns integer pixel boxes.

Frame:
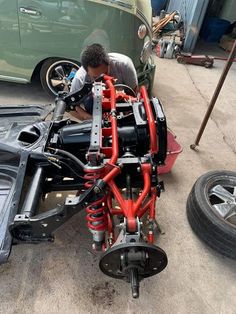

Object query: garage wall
[167,0,209,52]
[219,0,236,23]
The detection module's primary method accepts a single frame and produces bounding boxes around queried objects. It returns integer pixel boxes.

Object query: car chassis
[0,76,168,298]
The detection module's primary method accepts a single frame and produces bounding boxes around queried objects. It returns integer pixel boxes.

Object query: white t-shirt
[71,53,138,92]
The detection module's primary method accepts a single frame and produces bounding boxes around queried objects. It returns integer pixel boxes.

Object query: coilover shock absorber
[84,168,107,250]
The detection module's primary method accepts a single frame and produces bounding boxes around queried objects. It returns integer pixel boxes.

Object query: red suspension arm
[106,164,152,232]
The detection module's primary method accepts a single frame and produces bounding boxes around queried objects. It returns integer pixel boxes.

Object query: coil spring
[84,170,107,231]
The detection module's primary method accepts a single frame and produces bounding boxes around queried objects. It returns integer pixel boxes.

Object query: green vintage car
[0,0,155,95]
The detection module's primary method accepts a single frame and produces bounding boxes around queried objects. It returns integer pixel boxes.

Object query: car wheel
[40,58,80,96]
[176,56,186,64]
[187,170,236,259]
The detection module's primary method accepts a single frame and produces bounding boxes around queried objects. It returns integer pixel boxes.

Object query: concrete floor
[0,55,236,314]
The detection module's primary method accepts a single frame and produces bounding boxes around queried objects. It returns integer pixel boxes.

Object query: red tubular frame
[103,166,121,184]
[91,78,158,238]
[136,187,157,218]
[140,86,158,154]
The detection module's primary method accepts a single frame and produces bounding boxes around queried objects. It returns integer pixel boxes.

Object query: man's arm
[70,67,92,120]
[70,106,92,121]
[122,57,138,92]
[70,66,87,92]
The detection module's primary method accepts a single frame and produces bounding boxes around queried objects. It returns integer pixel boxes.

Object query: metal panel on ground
[167,0,209,52]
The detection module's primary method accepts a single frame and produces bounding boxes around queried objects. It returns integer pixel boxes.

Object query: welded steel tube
[52,99,66,121]
[20,167,45,217]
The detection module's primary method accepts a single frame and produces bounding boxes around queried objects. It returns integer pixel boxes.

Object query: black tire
[40,58,80,96]
[187,170,236,259]
[177,56,186,64]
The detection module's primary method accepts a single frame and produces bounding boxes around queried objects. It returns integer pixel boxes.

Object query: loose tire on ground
[186,170,236,259]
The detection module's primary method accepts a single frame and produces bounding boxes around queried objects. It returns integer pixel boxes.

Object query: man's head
[81,43,109,80]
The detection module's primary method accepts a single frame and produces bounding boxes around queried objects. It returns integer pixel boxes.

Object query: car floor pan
[0,167,18,263]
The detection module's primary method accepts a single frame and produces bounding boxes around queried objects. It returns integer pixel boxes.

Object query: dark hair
[81,43,110,71]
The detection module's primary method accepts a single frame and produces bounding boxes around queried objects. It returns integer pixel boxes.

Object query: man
[70,43,138,120]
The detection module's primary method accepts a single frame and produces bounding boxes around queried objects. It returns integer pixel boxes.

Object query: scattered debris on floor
[152,10,235,68]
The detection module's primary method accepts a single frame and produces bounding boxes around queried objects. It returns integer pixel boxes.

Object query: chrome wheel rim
[208,181,236,227]
[46,60,79,95]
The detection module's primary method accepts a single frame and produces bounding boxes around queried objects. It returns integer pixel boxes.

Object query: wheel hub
[99,242,168,298]
[209,183,236,226]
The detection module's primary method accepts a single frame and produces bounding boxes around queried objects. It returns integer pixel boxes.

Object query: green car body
[0,0,155,95]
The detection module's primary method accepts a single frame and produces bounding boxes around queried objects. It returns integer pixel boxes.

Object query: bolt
[94,186,100,193]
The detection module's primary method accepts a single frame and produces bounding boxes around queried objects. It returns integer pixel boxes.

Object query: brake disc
[99,242,168,298]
